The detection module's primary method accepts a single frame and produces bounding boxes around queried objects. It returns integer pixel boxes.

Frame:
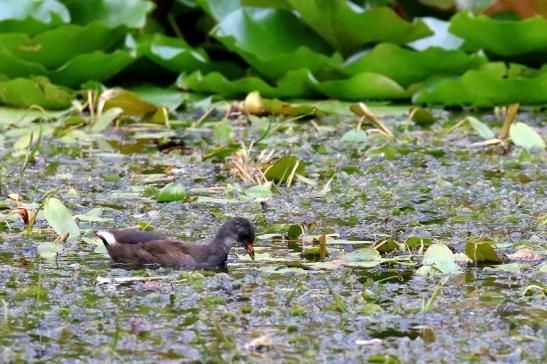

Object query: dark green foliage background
[0,0,546,108]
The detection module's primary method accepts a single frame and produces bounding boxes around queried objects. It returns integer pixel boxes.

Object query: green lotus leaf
[49,50,135,88]
[450,12,547,57]
[284,1,432,55]
[212,8,341,80]
[344,43,486,87]
[64,0,154,28]
[414,64,547,106]
[0,21,127,69]
[0,76,73,109]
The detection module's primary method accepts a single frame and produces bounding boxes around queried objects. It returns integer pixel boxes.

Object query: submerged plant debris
[0,104,545,362]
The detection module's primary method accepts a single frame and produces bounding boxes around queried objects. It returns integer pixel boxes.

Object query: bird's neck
[209,235,237,256]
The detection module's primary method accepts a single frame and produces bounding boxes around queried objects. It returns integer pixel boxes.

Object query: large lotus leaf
[449,12,547,57]
[64,0,154,28]
[137,33,211,73]
[0,17,64,36]
[178,69,319,98]
[0,77,73,110]
[48,50,135,88]
[0,22,127,69]
[0,0,69,23]
[213,8,341,79]
[195,0,241,22]
[344,43,487,87]
[0,48,48,78]
[284,1,432,55]
[0,0,69,35]
[414,66,547,106]
[317,72,408,101]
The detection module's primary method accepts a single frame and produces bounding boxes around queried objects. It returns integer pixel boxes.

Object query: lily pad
[157,183,186,202]
[244,183,273,201]
[264,156,305,183]
[509,122,545,151]
[467,116,495,139]
[484,263,529,273]
[343,248,383,268]
[465,238,503,264]
[318,72,408,100]
[44,198,80,239]
[37,241,62,259]
[420,243,461,274]
[341,129,367,144]
[287,224,304,240]
[0,77,73,109]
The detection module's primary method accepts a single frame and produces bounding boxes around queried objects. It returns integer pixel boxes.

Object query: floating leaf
[343,248,383,268]
[74,208,112,223]
[465,238,503,264]
[409,107,436,127]
[244,183,273,201]
[467,116,495,139]
[265,156,305,184]
[130,86,188,111]
[90,107,123,133]
[484,263,528,273]
[509,122,545,151]
[37,241,62,259]
[44,198,80,239]
[374,238,399,253]
[287,224,304,240]
[421,243,460,274]
[0,77,72,109]
[341,129,367,144]
[100,88,157,117]
[157,183,186,202]
[317,72,408,101]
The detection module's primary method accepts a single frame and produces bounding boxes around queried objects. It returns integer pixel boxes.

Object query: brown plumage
[96,217,255,269]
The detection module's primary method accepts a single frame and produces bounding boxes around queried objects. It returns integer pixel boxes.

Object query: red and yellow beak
[245,242,255,260]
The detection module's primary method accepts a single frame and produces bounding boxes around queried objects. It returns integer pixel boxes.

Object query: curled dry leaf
[16,208,29,225]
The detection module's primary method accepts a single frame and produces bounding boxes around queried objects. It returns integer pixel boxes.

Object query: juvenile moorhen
[96,217,255,269]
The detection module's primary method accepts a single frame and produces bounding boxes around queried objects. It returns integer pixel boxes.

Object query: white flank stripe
[96,231,117,246]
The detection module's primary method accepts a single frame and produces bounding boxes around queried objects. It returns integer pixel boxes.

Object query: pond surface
[0,105,545,363]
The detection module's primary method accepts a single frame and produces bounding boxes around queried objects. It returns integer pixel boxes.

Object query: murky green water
[0,106,545,363]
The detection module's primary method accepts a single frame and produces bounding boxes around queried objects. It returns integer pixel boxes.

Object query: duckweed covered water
[0,106,545,363]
